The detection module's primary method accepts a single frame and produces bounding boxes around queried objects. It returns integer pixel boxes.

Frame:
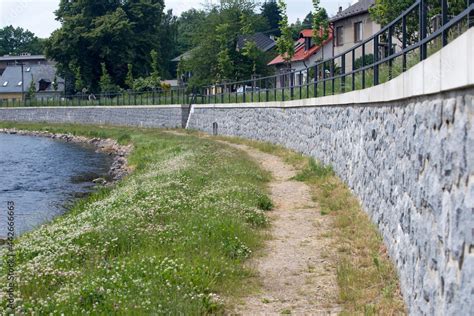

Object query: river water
[0,133,112,236]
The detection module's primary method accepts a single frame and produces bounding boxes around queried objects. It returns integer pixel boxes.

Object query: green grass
[0,123,273,315]
[205,133,406,315]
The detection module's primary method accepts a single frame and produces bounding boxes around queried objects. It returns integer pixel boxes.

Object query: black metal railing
[202,0,474,104]
[0,87,199,108]
[1,1,472,108]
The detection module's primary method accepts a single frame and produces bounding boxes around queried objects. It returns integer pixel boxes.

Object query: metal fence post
[274,76,277,101]
[314,64,318,98]
[352,49,356,91]
[323,62,327,96]
[341,54,346,93]
[402,15,407,72]
[330,60,335,95]
[290,71,294,99]
[469,0,474,28]
[419,0,428,61]
[373,35,379,85]
[299,70,302,99]
[388,25,393,80]
[362,44,366,88]
[442,0,448,46]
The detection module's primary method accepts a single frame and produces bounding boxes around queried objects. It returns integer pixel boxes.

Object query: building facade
[268,29,334,88]
[330,0,380,72]
[0,55,64,102]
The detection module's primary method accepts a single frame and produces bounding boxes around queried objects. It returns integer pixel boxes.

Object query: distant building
[330,0,379,71]
[0,55,64,101]
[0,54,47,76]
[268,29,333,88]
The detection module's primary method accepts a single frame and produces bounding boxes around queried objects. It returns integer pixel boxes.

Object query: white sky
[0,0,356,38]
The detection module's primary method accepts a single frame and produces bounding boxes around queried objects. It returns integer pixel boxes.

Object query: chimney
[338,6,343,13]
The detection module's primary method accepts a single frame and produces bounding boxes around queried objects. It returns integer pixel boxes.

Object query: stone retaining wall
[0,105,188,128]
[187,88,474,315]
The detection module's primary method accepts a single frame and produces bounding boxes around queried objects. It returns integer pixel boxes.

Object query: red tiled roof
[268,29,333,66]
[300,29,313,38]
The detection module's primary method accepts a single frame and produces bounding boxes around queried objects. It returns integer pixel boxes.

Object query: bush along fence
[1,0,473,108]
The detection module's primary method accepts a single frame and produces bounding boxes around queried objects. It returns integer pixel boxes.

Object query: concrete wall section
[0,105,188,128]
[187,89,474,315]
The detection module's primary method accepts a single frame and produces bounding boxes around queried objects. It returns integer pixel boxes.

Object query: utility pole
[15,61,25,103]
[20,63,24,103]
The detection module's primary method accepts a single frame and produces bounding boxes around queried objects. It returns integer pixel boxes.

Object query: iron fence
[1,0,472,108]
[202,0,474,104]
[0,88,195,107]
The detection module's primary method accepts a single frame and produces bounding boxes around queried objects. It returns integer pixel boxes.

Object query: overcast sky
[0,0,356,38]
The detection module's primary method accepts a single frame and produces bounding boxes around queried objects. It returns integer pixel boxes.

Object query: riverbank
[0,123,273,314]
[0,128,132,183]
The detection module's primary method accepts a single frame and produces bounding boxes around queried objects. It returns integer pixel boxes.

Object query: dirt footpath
[224,142,341,315]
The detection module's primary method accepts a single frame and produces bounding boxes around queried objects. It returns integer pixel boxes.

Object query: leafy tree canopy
[183,0,273,87]
[46,0,167,93]
[0,26,45,56]
[312,0,330,47]
[261,0,282,36]
[276,0,295,66]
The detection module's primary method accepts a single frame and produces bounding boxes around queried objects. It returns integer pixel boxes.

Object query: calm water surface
[0,134,112,236]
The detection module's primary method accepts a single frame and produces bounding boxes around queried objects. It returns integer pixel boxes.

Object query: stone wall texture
[187,88,474,315]
[0,106,188,128]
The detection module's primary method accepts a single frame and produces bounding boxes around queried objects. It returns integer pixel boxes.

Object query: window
[2,81,8,87]
[336,26,344,46]
[354,22,363,42]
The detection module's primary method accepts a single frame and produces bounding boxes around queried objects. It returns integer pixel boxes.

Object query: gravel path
[165,131,341,315]
[222,142,341,315]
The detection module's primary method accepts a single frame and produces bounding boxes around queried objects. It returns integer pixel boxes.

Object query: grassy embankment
[208,134,407,315]
[0,122,273,314]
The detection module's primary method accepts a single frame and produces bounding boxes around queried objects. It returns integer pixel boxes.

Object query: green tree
[159,9,179,79]
[261,0,282,36]
[52,75,59,91]
[132,50,162,91]
[216,23,235,81]
[177,9,208,54]
[276,0,295,68]
[70,62,85,93]
[125,64,134,89]
[177,57,187,80]
[0,26,45,56]
[149,49,162,89]
[26,75,36,99]
[46,0,165,92]
[185,0,270,87]
[240,13,260,75]
[312,1,330,47]
[99,63,118,94]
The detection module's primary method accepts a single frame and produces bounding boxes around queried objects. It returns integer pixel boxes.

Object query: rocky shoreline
[0,128,133,185]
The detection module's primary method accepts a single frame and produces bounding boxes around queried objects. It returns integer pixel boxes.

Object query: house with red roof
[268,29,333,88]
